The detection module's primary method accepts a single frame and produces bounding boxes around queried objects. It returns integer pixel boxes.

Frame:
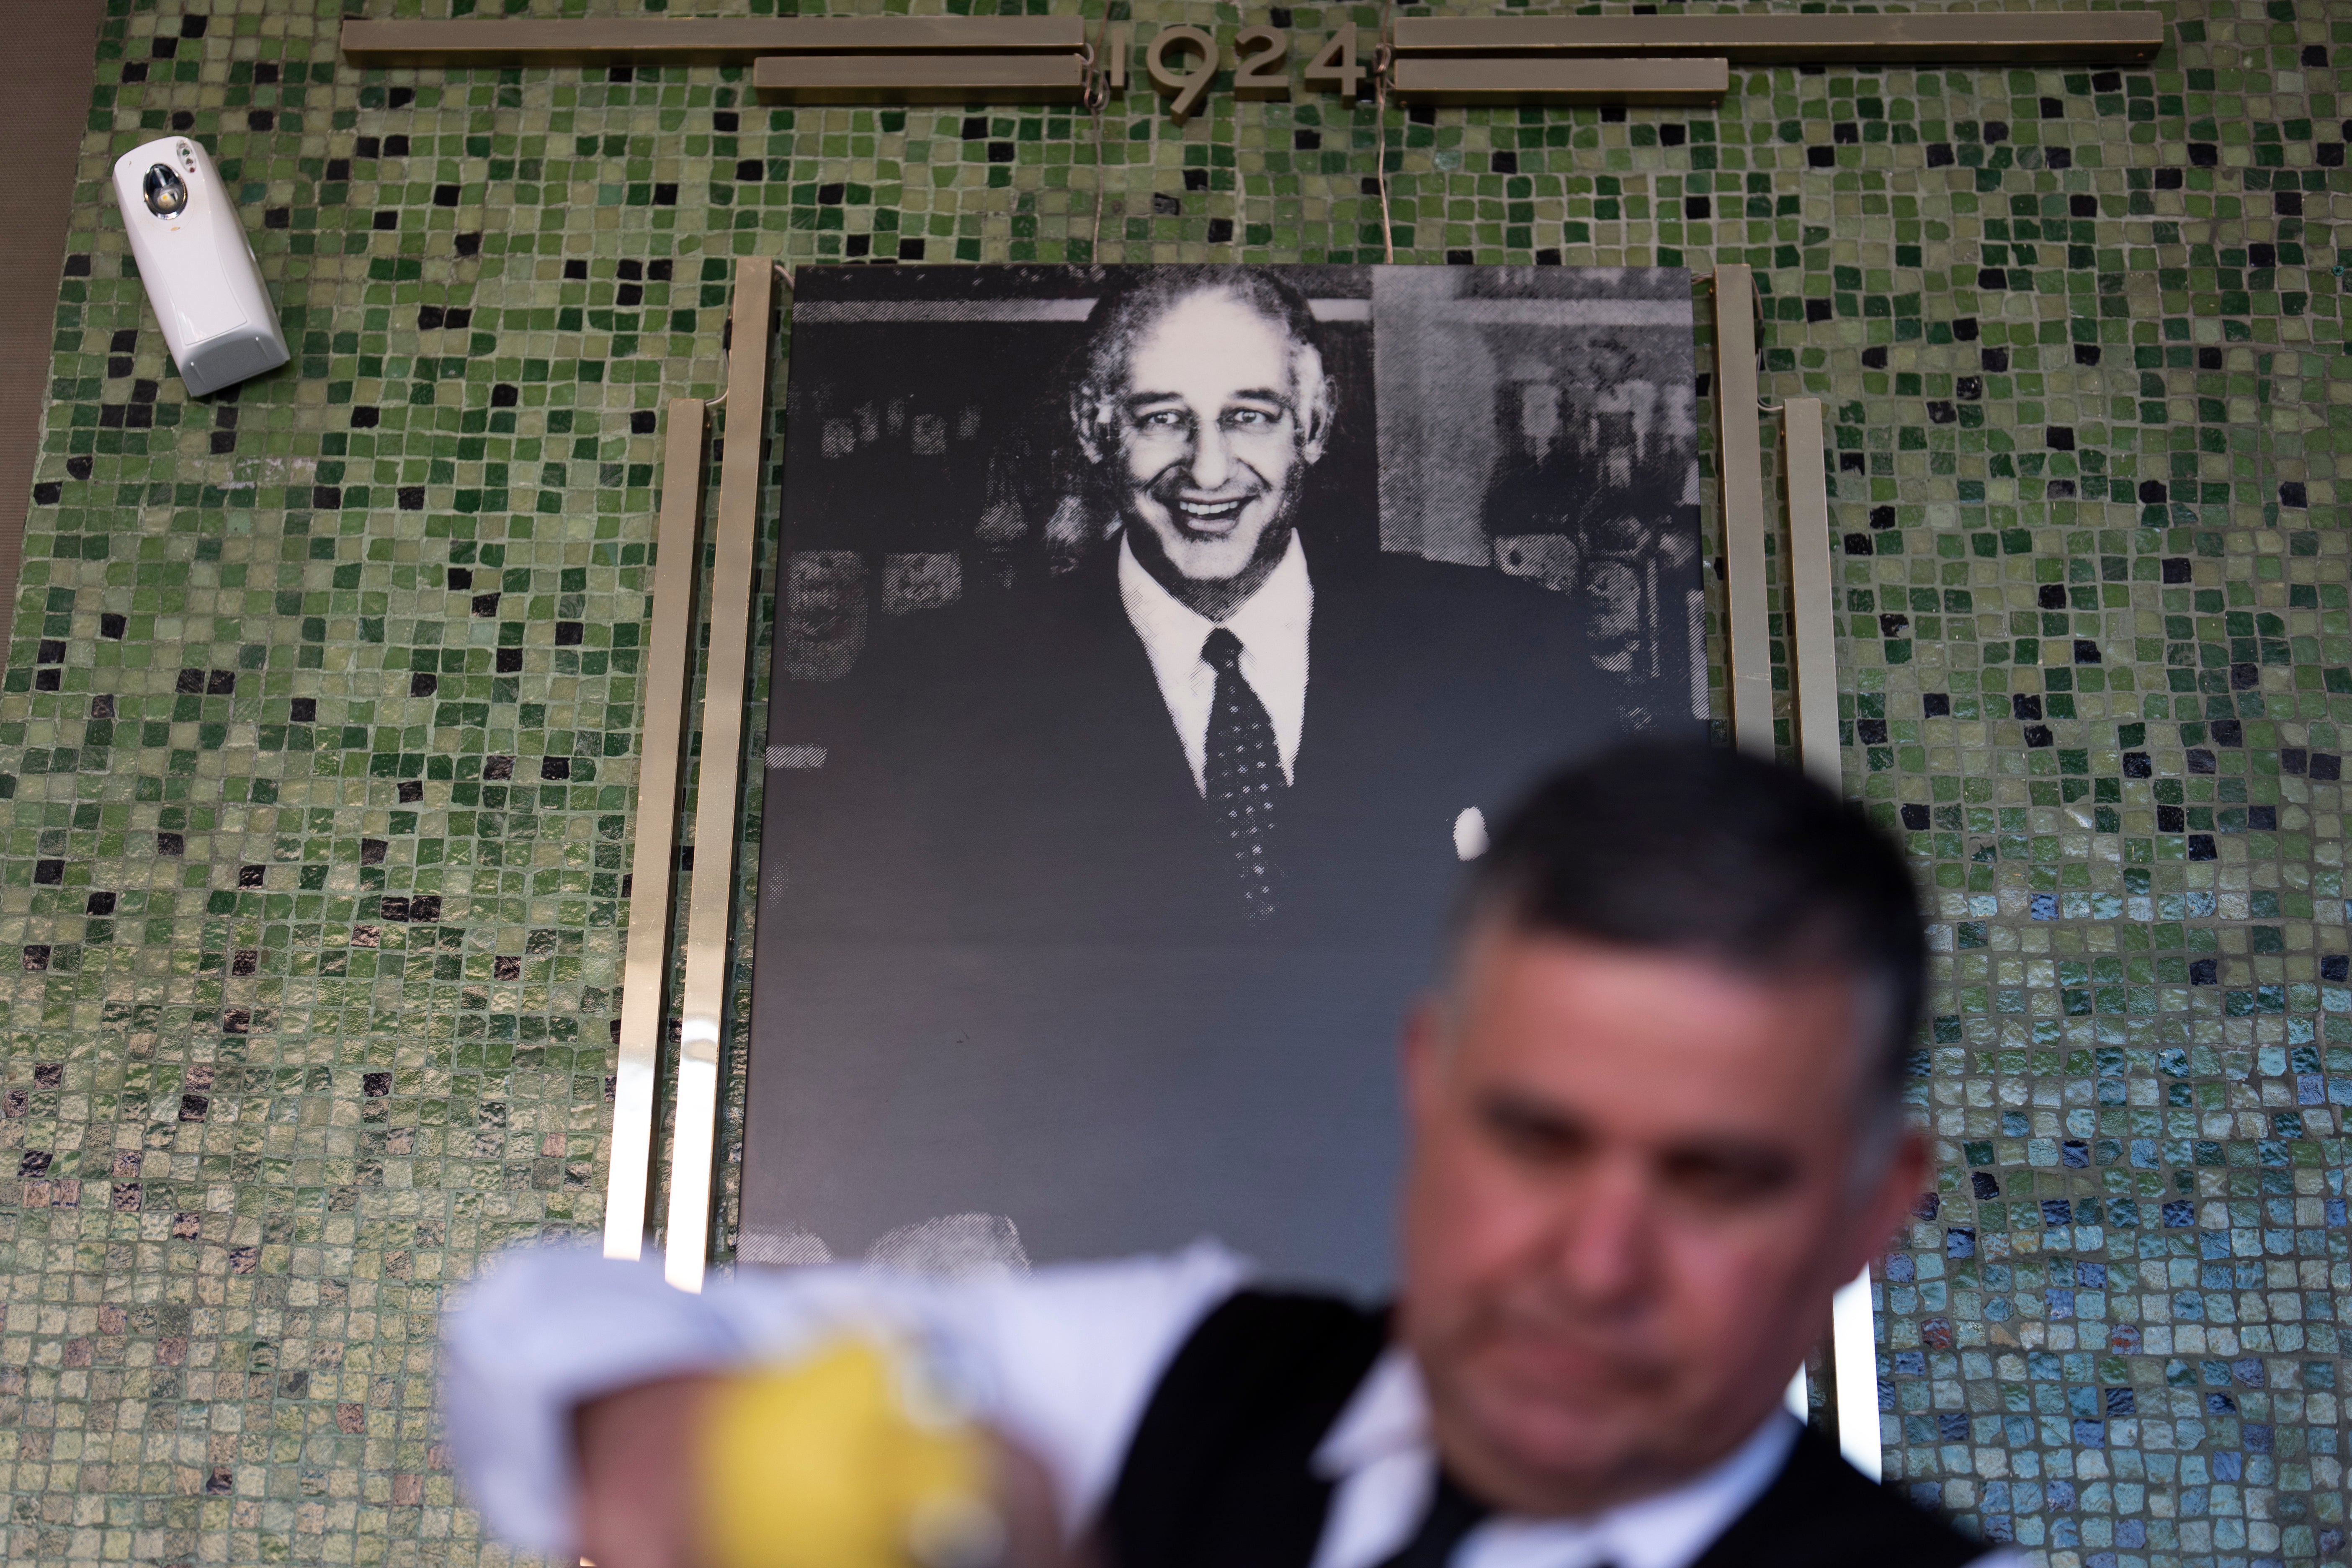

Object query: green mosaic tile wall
[0,0,2346,1564]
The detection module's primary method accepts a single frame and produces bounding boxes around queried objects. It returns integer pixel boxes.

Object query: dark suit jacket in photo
[742,544,1687,1285]
[773,544,1628,945]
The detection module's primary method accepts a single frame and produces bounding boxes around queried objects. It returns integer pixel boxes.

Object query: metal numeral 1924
[1132,24,1368,124]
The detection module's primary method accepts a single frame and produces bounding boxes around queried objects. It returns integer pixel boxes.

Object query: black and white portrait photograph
[742,263,1706,1286]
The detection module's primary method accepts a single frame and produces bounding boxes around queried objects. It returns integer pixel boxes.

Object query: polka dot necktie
[1200,627,1285,924]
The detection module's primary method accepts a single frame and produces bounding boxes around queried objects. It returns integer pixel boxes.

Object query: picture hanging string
[1084,21,1112,260]
[1087,24,1115,262]
[1234,110,1251,260]
[701,262,792,411]
[1753,278,1772,389]
[1375,0,1396,265]
[706,339,730,410]
[1695,266,1780,407]
[1062,18,1407,265]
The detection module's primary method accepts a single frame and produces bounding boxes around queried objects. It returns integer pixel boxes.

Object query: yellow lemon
[698,1339,1001,1568]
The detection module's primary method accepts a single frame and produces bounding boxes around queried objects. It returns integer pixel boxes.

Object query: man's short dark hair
[1074,265,1324,402]
[1458,742,1925,1105]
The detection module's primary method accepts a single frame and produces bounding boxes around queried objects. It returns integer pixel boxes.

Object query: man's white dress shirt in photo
[441,1244,2025,1568]
[1117,528,1312,794]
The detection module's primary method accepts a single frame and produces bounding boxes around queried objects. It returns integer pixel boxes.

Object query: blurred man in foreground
[445,744,2017,1568]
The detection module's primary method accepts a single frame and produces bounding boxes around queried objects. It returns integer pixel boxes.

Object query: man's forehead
[1454,928,1868,1085]
[1114,288,1304,393]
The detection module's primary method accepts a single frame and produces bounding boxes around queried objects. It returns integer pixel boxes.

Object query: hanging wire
[706,324,732,409]
[1235,138,1250,260]
[1083,18,1111,259]
[1373,0,1397,264]
[703,263,795,412]
[1690,271,1785,414]
[1234,125,1249,259]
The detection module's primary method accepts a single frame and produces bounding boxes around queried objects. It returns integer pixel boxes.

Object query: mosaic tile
[0,1,2342,1565]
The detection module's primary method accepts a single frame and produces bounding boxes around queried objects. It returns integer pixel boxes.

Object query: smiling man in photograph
[778,265,1620,946]
[745,266,1649,1279]
[1074,271,1335,922]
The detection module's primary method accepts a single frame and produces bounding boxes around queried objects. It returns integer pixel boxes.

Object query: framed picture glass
[742,264,1704,1287]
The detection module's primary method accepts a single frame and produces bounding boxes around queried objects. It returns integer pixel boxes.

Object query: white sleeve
[439,1240,1248,1556]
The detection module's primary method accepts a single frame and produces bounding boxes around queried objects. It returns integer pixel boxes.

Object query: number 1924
[1107,23,1369,124]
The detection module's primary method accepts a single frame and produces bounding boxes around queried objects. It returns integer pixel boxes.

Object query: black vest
[1105,1290,1986,1568]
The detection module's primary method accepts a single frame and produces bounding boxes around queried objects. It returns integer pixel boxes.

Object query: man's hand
[577,1375,716,1568]
[573,1370,1074,1568]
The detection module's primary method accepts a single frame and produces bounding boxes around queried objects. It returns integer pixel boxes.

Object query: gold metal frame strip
[662,260,773,1294]
[1391,11,2162,64]
[1782,398,1839,793]
[1832,1269,1884,1478]
[340,16,1084,68]
[601,399,708,1263]
[1389,56,1729,106]
[1712,265,1772,757]
[1781,398,1886,1480]
[750,53,1087,106]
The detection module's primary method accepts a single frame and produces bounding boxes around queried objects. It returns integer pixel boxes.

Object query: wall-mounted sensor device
[110,136,289,397]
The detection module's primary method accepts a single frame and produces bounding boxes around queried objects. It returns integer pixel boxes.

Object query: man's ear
[1401,995,1448,1129]
[1296,350,1336,466]
[1844,1122,1931,1280]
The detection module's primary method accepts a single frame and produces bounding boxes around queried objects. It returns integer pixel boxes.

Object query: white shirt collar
[1311,1347,1801,1568]
[1115,528,1313,794]
[1314,1345,1428,1478]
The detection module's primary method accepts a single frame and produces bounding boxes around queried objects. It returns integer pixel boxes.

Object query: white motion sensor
[110,136,288,397]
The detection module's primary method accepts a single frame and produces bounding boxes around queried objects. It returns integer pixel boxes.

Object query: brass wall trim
[1778,399,1886,1480]
[340,16,1084,69]
[1712,265,1772,757]
[1833,1267,1884,1477]
[1390,56,1729,106]
[1783,398,1839,791]
[663,260,774,1295]
[602,398,708,1264]
[751,53,1086,106]
[1391,11,2162,65]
